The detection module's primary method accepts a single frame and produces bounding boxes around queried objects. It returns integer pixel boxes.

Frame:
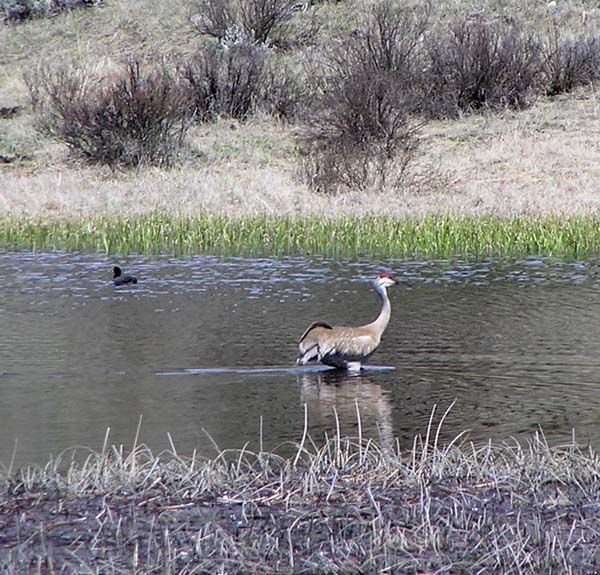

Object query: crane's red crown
[378,272,395,280]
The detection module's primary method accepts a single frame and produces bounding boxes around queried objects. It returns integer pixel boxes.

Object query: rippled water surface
[2,252,600,467]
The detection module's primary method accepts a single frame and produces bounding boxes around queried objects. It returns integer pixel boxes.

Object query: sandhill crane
[112,266,138,286]
[297,272,398,370]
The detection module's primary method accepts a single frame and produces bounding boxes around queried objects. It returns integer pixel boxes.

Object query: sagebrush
[26,61,193,168]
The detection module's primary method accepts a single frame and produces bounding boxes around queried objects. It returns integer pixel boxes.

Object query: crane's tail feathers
[298,322,333,365]
[298,321,333,345]
[297,343,319,365]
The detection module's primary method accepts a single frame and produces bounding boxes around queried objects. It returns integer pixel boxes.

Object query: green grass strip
[1,214,600,258]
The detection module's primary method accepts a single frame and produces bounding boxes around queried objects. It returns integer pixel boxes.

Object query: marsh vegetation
[3,213,600,256]
[1,421,599,574]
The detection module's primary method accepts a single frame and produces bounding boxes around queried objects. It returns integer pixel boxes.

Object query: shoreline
[3,2,600,258]
[1,430,598,573]
[3,91,600,259]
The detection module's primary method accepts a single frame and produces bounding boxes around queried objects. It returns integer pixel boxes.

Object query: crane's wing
[319,325,379,361]
[331,333,377,359]
[297,321,333,364]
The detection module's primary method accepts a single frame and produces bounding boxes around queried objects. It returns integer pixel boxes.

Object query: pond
[1,251,600,468]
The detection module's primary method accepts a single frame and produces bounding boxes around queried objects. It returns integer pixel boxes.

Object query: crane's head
[375,272,398,289]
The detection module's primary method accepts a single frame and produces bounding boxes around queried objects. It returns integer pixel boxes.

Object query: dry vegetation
[4,99,600,220]
[2,0,600,220]
[1,418,599,574]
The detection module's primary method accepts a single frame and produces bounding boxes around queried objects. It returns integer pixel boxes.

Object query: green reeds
[1,214,600,257]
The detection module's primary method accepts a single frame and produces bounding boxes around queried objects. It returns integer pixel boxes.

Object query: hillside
[1,0,600,221]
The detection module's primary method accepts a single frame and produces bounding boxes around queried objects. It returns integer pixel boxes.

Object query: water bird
[112,266,138,286]
[297,272,398,370]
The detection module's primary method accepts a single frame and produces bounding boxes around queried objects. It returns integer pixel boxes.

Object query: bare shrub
[260,58,308,121]
[297,2,427,193]
[182,44,266,121]
[298,63,423,193]
[360,0,429,76]
[26,61,193,168]
[1,0,100,22]
[299,137,418,194]
[542,23,600,96]
[240,0,291,44]
[193,0,294,46]
[192,0,236,43]
[1,0,49,21]
[423,16,542,118]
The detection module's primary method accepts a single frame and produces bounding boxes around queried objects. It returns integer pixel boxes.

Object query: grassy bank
[2,1,600,234]
[2,214,600,258]
[1,425,599,573]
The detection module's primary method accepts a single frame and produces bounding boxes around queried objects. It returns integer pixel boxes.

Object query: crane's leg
[346,361,362,371]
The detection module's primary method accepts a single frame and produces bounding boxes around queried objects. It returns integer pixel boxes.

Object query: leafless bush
[542,23,600,96]
[192,0,294,45]
[182,44,266,121]
[26,61,193,168]
[360,0,429,76]
[297,2,427,193]
[260,59,308,121]
[299,137,418,194]
[1,0,100,23]
[423,16,542,118]
[298,62,423,193]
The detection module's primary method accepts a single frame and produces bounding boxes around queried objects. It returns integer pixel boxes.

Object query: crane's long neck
[368,282,391,338]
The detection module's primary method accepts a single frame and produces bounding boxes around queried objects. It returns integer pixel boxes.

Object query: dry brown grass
[3,90,600,219]
[0,1,200,70]
[417,87,600,216]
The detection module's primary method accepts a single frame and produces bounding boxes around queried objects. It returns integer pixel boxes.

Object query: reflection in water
[2,252,600,467]
[298,369,394,451]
